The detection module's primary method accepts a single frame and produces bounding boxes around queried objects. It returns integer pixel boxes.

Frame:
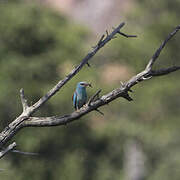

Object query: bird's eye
[80,83,85,85]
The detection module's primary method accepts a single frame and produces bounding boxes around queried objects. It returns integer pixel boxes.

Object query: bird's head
[77,81,92,89]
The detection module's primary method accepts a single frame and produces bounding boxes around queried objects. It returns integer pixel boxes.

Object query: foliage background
[0,0,180,180]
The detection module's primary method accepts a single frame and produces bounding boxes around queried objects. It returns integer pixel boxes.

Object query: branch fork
[0,23,180,158]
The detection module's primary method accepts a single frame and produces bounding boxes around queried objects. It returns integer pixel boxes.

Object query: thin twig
[0,142,16,158]
[88,89,102,106]
[146,25,180,71]
[122,93,133,101]
[106,30,109,37]
[95,109,104,116]
[150,66,180,76]
[97,34,105,46]
[20,88,28,111]
[12,149,39,156]
[86,62,91,67]
[117,31,137,38]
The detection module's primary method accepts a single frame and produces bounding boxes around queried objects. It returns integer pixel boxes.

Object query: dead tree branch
[0,23,179,157]
[12,149,39,156]
[30,22,135,114]
[0,142,16,159]
[88,89,102,106]
[20,88,28,111]
[0,22,136,150]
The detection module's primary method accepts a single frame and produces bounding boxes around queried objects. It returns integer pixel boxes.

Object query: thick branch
[22,88,135,127]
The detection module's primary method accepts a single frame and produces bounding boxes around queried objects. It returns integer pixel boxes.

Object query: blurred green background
[0,0,180,180]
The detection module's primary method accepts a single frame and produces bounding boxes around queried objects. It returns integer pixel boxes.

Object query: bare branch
[117,31,137,38]
[20,88,28,111]
[97,34,105,46]
[0,22,133,149]
[95,109,104,116]
[150,66,180,76]
[86,62,91,67]
[88,89,102,106]
[30,22,128,114]
[22,87,135,127]
[106,30,109,37]
[146,25,180,71]
[0,142,16,158]
[125,26,180,90]
[12,149,38,156]
[21,24,180,128]
[0,23,179,157]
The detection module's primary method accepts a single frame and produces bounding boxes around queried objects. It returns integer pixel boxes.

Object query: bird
[72,81,92,110]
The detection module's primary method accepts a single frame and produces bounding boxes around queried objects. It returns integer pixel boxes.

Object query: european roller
[72,82,92,110]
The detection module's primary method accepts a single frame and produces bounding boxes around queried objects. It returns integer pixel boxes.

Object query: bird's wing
[72,91,77,109]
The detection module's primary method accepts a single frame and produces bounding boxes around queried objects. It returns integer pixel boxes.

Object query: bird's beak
[85,83,92,87]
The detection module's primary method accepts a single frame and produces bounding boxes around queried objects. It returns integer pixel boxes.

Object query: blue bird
[72,82,92,110]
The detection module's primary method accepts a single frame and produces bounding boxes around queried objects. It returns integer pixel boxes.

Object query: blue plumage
[72,82,91,110]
